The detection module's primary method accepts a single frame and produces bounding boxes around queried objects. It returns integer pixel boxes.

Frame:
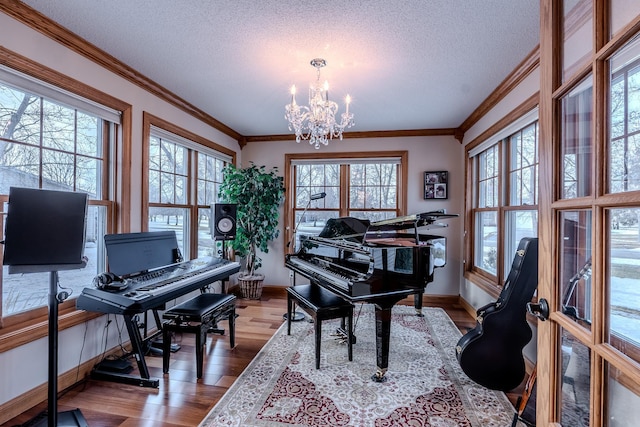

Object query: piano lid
[367,210,458,232]
[318,217,370,243]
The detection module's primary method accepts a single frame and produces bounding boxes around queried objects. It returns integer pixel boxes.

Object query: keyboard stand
[90,313,161,388]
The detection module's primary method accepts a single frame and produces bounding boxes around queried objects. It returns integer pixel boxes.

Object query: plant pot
[238,274,265,300]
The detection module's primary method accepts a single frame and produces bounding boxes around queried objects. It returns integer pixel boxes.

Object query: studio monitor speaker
[213,203,237,240]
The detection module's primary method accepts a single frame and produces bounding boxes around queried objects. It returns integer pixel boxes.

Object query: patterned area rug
[200,305,521,427]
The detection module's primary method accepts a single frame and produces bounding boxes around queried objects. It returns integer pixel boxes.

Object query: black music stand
[2,187,89,427]
[283,192,326,322]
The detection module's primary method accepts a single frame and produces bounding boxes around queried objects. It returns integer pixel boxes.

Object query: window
[143,114,235,260]
[286,152,407,251]
[0,69,120,319]
[606,36,640,358]
[468,116,539,287]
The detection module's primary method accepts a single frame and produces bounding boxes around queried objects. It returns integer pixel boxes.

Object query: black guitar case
[456,237,538,391]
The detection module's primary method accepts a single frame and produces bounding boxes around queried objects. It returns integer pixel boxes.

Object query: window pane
[160,140,174,172]
[148,206,189,259]
[76,111,101,157]
[350,163,398,210]
[562,0,593,83]
[561,76,593,199]
[160,172,175,203]
[350,185,364,209]
[310,164,325,186]
[0,141,40,182]
[560,210,593,330]
[475,211,498,275]
[610,0,640,39]
[605,363,640,426]
[478,145,499,208]
[76,156,100,197]
[609,36,640,194]
[608,208,640,353]
[41,149,75,190]
[175,175,187,204]
[0,84,41,145]
[560,327,591,426]
[42,99,75,151]
[197,153,224,206]
[197,207,215,258]
[295,164,340,209]
[509,123,539,205]
[504,210,538,278]
[149,170,160,203]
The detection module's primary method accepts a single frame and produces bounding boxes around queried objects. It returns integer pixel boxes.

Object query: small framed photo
[424,171,448,199]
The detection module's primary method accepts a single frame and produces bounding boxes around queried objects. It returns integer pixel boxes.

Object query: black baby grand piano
[285,210,457,381]
[76,231,240,387]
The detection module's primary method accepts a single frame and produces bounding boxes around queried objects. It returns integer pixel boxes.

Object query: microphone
[287,192,326,250]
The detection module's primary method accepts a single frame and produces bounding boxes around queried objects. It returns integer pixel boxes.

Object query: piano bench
[162,293,236,379]
[286,284,354,369]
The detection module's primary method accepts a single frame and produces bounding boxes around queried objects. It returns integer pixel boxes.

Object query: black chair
[162,293,236,378]
[286,284,354,369]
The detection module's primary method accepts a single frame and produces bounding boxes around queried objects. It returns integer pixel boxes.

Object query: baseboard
[457,295,478,320]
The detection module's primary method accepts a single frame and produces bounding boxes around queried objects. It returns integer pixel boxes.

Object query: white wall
[242,135,465,295]
[0,12,240,406]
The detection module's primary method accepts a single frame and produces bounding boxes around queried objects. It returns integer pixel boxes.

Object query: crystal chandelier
[285,58,354,149]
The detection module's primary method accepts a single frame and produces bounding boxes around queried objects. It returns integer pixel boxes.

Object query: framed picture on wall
[424,171,448,199]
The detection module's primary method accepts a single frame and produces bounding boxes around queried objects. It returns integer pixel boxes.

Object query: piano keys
[285,210,457,381]
[76,256,240,315]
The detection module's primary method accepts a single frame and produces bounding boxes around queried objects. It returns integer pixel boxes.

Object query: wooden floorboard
[0,287,522,426]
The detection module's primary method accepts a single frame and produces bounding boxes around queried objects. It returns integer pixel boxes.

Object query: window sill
[0,305,101,353]
[464,269,502,300]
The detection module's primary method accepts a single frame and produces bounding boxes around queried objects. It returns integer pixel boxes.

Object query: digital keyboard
[76,257,240,315]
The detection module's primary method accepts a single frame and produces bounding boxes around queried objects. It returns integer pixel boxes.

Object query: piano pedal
[208,326,225,335]
[330,328,356,345]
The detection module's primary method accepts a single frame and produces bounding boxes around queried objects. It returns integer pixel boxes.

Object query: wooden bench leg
[196,325,206,379]
[228,307,236,348]
[287,297,293,335]
[163,324,172,374]
[347,310,353,362]
[315,317,321,369]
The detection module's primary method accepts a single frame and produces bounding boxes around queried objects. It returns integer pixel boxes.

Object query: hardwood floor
[1,287,521,427]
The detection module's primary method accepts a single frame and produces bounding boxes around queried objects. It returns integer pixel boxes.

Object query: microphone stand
[283,192,325,321]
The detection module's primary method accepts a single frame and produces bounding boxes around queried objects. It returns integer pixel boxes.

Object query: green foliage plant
[218,162,285,277]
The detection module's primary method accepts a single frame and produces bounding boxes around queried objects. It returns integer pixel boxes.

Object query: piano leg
[414,292,424,317]
[371,296,406,382]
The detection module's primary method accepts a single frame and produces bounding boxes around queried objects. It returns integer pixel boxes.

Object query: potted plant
[218,162,285,299]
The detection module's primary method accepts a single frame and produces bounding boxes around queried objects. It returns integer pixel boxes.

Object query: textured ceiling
[21,0,540,138]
